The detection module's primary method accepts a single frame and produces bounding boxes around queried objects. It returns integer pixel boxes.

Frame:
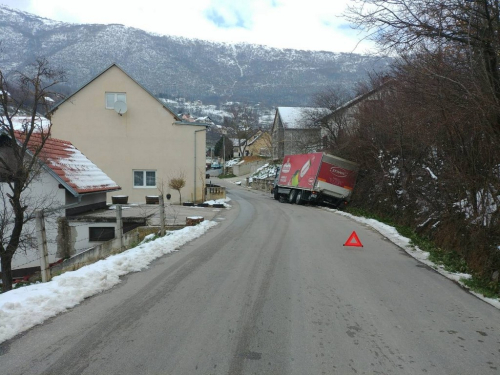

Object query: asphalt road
[1,184,499,374]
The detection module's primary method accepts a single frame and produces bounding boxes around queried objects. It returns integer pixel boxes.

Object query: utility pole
[194,128,207,203]
[35,210,50,282]
[222,129,227,174]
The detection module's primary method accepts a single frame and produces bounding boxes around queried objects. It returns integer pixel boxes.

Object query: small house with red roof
[0,129,122,276]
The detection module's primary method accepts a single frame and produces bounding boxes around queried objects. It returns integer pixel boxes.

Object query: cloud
[204,7,250,29]
[0,0,376,53]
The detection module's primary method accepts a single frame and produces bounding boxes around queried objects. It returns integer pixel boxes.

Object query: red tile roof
[15,132,121,195]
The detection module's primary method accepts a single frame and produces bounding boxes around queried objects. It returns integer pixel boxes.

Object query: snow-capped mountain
[0,5,390,107]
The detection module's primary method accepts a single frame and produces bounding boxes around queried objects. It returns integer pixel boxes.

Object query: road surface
[1,185,499,374]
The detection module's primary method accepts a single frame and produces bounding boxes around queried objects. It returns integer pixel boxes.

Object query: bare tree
[283,127,323,155]
[0,57,65,291]
[335,49,500,283]
[312,86,354,111]
[252,130,273,158]
[345,0,500,138]
[214,135,233,160]
[223,103,259,157]
[157,178,181,225]
[307,86,358,154]
[198,168,207,202]
[168,171,186,205]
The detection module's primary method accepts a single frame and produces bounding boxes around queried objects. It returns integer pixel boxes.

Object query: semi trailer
[272,152,358,208]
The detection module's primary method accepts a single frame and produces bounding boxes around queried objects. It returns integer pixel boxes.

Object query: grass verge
[218,173,237,179]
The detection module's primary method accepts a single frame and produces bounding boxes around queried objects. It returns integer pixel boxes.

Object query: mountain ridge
[0,5,390,107]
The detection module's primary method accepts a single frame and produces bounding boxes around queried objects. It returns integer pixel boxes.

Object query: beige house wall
[51,65,207,203]
[247,132,271,157]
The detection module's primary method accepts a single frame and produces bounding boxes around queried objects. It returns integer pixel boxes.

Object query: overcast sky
[1,0,375,53]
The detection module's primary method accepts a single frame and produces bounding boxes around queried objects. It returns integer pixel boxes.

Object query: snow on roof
[3,115,51,132]
[277,107,329,129]
[247,130,266,145]
[15,132,120,195]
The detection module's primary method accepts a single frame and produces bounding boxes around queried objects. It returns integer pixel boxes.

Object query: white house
[0,130,121,278]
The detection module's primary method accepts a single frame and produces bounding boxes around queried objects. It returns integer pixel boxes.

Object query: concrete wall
[205,186,226,201]
[248,177,274,192]
[232,160,268,176]
[51,65,207,204]
[71,221,118,254]
[66,191,107,206]
[50,227,145,277]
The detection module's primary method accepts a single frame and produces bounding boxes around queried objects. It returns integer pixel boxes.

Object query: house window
[105,92,126,109]
[134,170,156,188]
[89,227,115,242]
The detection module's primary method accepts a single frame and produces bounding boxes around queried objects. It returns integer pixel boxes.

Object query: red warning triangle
[343,231,363,247]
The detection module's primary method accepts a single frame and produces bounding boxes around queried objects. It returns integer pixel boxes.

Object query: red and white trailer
[273,152,358,208]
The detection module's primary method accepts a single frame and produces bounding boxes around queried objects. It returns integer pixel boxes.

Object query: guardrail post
[159,195,166,236]
[115,204,123,250]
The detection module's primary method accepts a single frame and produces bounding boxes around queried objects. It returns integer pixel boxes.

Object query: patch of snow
[0,220,217,344]
[424,166,438,180]
[204,197,232,208]
[225,158,241,167]
[453,189,499,226]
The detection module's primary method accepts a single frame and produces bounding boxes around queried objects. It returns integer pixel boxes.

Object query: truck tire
[295,191,304,205]
[274,188,280,200]
[288,190,297,204]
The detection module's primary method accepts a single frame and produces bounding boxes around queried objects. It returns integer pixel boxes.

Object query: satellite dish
[113,101,128,115]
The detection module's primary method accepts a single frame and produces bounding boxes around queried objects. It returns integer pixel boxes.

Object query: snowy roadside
[0,220,218,344]
[327,208,500,310]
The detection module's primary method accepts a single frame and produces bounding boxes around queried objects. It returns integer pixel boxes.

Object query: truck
[272,152,358,208]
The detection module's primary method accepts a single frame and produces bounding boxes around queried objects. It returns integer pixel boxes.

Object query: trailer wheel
[295,191,304,205]
[288,189,297,204]
[273,188,280,200]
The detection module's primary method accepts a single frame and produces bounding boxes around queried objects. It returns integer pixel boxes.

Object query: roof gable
[50,63,180,120]
[277,107,330,129]
[15,132,120,195]
[325,79,395,120]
